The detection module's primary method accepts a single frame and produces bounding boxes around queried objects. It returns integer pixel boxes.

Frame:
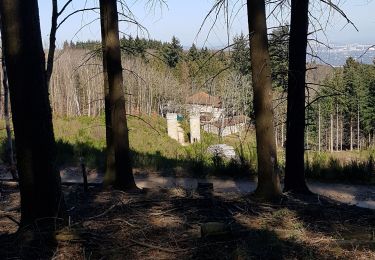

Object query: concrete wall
[189,113,201,143]
[166,113,179,141]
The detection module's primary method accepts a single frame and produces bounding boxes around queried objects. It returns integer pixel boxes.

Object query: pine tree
[163,36,183,68]
[269,25,289,91]
[188,43,199,61]
[231,33,251,76]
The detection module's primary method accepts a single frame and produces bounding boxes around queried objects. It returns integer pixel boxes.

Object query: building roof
[186,91,222,108]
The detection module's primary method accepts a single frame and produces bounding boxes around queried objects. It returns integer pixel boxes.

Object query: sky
[38,0,375,48]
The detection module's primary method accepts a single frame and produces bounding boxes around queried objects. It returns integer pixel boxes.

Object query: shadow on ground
[2,181,374,259]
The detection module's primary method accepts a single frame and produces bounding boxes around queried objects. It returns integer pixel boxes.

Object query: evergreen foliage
[162,36,183,68]
[231,33,251,76]
[269,25,289,91]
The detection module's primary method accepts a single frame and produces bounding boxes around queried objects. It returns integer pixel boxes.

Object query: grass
[0,115,374,182]
[305,150,375,184]
[50,115,257,178]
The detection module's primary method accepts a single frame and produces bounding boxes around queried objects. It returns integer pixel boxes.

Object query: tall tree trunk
[350,117,353,151]
[357,103,360,151]
[247,0,281,199]
[0,0,65,227]
[340,112,343,151]
[275,111,279,149]
[1,38,17,180]
[336,104,339,152]
[318,103,321,152]
[284,0,310,193]
[46,0,58,88]
[100,0,137,190]
[281,122,284,148]
[330,113,333,152]
[1,50,17,180]
[306,125,309,150]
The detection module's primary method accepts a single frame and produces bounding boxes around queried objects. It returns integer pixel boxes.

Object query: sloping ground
[1,184,375,259]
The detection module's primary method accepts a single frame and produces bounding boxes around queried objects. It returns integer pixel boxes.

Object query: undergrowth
[0,116,374,182]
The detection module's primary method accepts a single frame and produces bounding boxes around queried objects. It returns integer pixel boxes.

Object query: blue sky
[38,0,375,48]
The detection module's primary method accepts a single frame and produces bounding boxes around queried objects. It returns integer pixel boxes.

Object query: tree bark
[330,113,333,152]
[0,0,65,227]
[281,122,284,148]
[357,103,360,151]
[284,0,310,193]
[318,103,321,152]
[99,0,137,190]
[1,33,17,180]
[46,0,58,88]
[336,104,339,151]
[340,112,343,151]
[247,0,282,200]
[350,117,353,151]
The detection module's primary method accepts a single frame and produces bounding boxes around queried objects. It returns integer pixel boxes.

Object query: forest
[0,0,374,259]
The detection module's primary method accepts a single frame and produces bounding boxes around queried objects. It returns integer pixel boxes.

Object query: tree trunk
[350,117,353,151]
[330,113,333,152]
[318,103,321,152]
[336,104,339,151]
[1,38,17,180]
[46,0,58,88]
[357,103,360,151]
[281,122,284,148]
[306,125,309,150]
[340,112,343,151]
[275,111,279,149]
[0,0,65,227]
[100,0,137,190]
[284,0,310,193]
[247,0,281,199]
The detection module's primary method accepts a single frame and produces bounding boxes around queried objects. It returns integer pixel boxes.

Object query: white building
[202,115,248,137]
[186,92,249,137]
[186,92,224,121]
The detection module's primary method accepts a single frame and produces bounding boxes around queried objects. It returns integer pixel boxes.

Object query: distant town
[313,43,375,66]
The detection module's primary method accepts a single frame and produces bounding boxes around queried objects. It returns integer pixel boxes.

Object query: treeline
[46,28,296,120]
[4,30,366,154]
[310,58,375,150]
[39,35,256,119]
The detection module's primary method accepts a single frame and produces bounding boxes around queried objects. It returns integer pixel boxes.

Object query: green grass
[305,150,375,183]
[0,115,374,181]
[51,115,255,177]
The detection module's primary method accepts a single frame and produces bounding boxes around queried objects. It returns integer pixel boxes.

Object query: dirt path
[1,166,375,209]
[55,168,375,209]
[133,175,375,209]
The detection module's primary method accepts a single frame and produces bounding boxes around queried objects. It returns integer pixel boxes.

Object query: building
[186,92,249,137]
[202,115,249,137]
[186,91,223,121]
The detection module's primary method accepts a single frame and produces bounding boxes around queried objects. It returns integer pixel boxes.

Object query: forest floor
[1,179,375,259]
[58,167,375,210]
[1,166,375,210]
